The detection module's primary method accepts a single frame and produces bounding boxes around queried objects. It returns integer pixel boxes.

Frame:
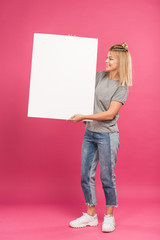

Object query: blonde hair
[106,42,132,87]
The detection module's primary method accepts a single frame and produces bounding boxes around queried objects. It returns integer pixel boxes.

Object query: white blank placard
[28,33,98,120]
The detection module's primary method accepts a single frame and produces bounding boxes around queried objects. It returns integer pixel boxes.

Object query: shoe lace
[103,215,114,224]
[76,212,88,222]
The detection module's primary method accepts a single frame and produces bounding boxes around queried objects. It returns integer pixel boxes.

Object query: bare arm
[84,101,122,120]
[68,101,123,122]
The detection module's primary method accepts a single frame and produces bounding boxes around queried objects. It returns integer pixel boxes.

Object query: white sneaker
[102,214,115,232]
[69,212,98,228]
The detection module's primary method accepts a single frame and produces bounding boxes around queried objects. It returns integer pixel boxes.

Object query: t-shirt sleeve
[83,71,100,125]
[95,71,100,87]
[111,85,129,105]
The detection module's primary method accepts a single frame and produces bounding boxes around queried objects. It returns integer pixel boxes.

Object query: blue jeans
[81,129,120,207]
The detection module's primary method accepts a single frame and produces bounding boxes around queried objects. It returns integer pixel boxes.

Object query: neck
[108,71,119,80]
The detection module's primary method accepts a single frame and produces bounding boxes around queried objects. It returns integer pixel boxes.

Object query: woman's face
[105,51,119,72]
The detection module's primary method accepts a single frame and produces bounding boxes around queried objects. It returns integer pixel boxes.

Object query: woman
[68,42,132,232]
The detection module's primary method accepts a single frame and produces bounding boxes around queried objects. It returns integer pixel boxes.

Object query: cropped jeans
[81,128,120,208]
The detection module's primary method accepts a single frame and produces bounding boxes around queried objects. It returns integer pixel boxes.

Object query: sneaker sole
[69,221,98,228]
[102,226,115,232]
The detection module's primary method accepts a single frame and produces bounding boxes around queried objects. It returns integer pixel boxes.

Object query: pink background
[0,1,160,238]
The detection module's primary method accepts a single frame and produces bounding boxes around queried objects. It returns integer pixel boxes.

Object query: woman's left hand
[67,114,85,123]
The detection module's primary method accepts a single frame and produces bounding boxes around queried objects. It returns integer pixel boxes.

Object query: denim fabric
[81,129,120,207]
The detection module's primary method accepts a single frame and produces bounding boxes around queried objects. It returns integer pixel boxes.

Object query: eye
[106,57,113,60]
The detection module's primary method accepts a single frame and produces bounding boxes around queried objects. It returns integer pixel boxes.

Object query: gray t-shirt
[83,71,129,133]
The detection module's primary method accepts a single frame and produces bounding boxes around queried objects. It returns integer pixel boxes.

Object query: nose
[105,59,108,63]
